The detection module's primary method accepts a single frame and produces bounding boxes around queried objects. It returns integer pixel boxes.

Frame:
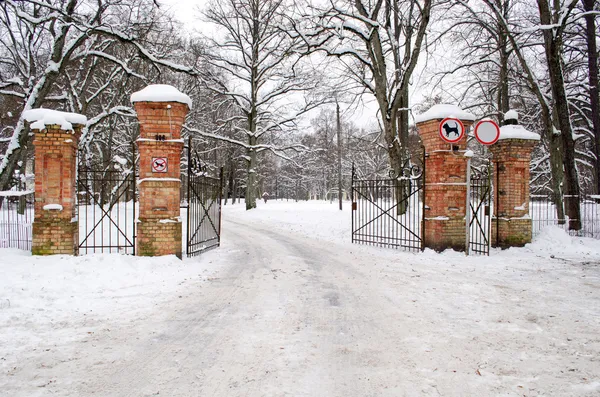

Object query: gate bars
[77,169,136,255]
[77,143,137,255]
[467,162,492,255]
[351,157,425,251]
[186,137,223,257]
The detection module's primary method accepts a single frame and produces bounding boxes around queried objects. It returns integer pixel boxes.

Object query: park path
[77,217,421,396]
[11,203,597,397]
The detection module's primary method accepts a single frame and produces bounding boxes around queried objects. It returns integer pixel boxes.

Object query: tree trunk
[582,0,600,194]
[245,144,257,210]
[336,102,343,210]
[548,128,566,223]
[538,0,581,230]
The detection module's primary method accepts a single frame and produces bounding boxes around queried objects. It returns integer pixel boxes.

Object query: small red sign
[439,117,465,144]
[474,120,500,145]
[152,157,168,173]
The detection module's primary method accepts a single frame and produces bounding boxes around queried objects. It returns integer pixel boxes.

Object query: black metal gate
[77,169,136,255]
[185,140,223,257]
[351,162,425,251]
[467,163,492,255]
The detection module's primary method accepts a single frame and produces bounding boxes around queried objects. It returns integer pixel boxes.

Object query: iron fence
[530,194,600,239]
[0,191,34,251]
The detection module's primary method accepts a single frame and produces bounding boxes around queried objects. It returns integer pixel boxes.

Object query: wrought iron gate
[77,168,136,255]
[185,140,223,257]
[351,162,425,251]
[467,163,492,255]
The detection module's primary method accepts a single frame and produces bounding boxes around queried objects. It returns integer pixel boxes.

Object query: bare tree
[193,0,326,210]
[295,0,434,177]
[0,0,197,192]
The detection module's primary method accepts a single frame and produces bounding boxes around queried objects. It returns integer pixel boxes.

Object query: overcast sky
[155,0,433,130]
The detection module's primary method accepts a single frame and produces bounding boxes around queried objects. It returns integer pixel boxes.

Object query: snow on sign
[438,117,465,144]
[474,120,500,145]
[152,157,168,173]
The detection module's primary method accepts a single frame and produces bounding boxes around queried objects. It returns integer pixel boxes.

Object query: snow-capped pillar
[415,105,476,252]
[489,112,540,248]
[132,85,191,259]
[26,110,85,255]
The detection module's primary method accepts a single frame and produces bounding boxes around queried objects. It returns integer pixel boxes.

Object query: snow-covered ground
[1,200,599,396]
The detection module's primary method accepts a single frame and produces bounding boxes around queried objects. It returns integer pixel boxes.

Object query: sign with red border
[474,120,500,145]
[152,157,168,173]
[439,117,465,144]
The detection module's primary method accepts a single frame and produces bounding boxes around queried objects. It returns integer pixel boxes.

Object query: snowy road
[2,201,600,396]
[79,218,428,396]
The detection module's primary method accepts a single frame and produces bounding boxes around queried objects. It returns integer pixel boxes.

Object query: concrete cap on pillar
[131,84,192,109]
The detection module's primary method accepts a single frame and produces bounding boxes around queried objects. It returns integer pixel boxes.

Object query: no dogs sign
[152,157,168,173]
[439,118,465,144]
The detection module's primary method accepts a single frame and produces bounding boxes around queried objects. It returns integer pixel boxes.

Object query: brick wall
[134,101,188,258]
[489,139,536,248]
[417,118,473,252]
[31,124,81,255]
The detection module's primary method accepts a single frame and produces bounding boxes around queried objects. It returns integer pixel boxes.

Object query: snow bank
[0,190,33,197]
[414,104,476,123]
[498,124,540,141]
[130,84,192,109]
[23,108,87,131]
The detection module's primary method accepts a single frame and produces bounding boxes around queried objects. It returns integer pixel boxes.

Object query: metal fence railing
[0,191,35,251]
[530,195,600,239]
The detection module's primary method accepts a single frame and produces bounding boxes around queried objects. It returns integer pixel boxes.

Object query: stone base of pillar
[32,220,78,255]
[137,221,182,258]
[423,218,466,252]
[491,218,532,248]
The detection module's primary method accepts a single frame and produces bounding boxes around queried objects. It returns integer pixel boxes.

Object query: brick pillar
[133,88,190,258]
[417,117,474,252]
[31,123,81,255]
[489,139,537,248]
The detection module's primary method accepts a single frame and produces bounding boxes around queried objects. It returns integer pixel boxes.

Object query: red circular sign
[438,117,465,144]
[152,157,168,173]
[474,120,500,145]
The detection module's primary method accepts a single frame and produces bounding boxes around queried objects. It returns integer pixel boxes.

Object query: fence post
[465,156,472,255]
[132,85,191,259]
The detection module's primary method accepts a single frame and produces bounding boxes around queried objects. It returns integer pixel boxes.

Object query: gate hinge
[352,202,357,211]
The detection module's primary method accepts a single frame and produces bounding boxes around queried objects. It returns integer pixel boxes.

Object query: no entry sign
[152,157,168,173]
[474,120,500,145]
[439,117,465,144]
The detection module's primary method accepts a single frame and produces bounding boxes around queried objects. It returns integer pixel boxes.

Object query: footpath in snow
[1,200,599,396]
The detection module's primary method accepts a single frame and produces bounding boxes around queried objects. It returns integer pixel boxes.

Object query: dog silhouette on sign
[442,121,460,138]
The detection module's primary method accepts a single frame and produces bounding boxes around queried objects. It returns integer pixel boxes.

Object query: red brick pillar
[416,105,475,251]
[489,122,539,248]
[132,85,191,258]
[28,111,83,255]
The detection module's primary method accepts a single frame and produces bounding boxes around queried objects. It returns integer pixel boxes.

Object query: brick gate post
[489,112,540,248]
[131,85,191,258]
[415,105,476,252]
[25,109,86,255]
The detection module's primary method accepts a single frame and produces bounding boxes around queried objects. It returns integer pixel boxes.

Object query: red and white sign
[474,120,500,145]
[152,157,168,173]
[439,117,465,144]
